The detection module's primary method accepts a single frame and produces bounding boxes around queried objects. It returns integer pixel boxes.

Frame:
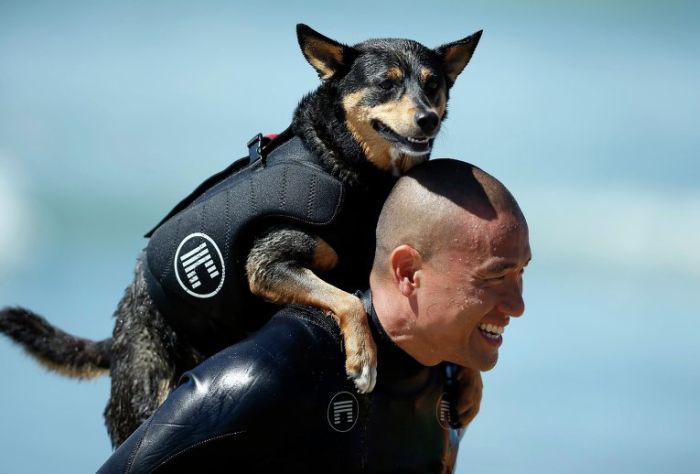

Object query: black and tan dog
[0,24,482,446]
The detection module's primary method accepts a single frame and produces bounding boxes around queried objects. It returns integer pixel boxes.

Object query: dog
[0,24,482,447]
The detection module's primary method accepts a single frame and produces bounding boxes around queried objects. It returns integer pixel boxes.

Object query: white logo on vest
[174,233,225,298]
[327,391,359,433]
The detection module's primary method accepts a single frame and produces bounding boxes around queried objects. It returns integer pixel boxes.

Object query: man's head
[370,159,531,371]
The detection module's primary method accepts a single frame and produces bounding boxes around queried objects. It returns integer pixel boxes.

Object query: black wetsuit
[98,292,463,473]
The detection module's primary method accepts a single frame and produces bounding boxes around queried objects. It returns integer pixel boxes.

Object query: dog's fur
[0,24,482,447]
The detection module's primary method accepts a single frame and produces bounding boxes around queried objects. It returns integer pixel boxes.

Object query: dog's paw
[340,296,378,394]
[348,364,377,394]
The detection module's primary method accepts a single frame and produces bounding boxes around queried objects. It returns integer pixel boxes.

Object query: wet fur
[0,24,482,446]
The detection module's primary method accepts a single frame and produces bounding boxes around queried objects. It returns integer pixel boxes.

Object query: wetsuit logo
[174,233,225,298]
[436,393,452,430]
[327,391,359,433]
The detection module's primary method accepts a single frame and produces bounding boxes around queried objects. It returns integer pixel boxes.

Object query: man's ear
[435,30,483,86]
[389,245,423,296]
[297,24,357,81]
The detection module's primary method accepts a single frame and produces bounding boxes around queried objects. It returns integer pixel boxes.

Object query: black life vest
[143,130,394,354]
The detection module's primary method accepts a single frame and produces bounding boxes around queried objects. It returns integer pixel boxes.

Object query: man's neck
[361,289,429,380]
[369,282,440,367]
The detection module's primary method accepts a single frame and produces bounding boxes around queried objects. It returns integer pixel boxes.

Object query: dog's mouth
[371,120,434,156]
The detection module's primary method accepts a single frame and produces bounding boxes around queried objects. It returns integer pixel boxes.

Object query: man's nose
[497,283,525,317]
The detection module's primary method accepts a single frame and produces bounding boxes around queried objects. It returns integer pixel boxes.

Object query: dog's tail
[0,306,111,379]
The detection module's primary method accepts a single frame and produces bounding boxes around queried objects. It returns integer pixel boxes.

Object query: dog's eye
[425,77,439,92]
[378,79,395,91]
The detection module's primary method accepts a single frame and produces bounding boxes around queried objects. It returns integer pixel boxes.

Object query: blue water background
[1,1,698,472]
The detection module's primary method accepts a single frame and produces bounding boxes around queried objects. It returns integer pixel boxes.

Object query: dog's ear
[297,24,356,81]
[435,30,483,86]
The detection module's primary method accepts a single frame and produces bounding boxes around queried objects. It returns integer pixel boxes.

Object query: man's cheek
[468,287,492,308]
[461,290,487,313]
[423,301,448,327]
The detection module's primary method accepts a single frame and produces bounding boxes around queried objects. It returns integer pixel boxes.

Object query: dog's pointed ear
[297,24,356,81]
[436,30,483,86]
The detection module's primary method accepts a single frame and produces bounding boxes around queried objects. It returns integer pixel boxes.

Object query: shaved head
[370,157,530,374]
[372,159,525,277]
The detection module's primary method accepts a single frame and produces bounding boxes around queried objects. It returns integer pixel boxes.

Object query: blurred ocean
[1,1,698,472]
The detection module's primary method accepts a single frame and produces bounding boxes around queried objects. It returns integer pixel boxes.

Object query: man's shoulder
[197,304,342,377]
[189,305,345,396]
[184,306,351,435]
[98,305,350,473]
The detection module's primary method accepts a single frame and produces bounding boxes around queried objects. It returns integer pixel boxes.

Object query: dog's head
[297,24,482,175]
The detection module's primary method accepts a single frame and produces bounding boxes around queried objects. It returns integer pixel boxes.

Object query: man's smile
[478,322,506,346]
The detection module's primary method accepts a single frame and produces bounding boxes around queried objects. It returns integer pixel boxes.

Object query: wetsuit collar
[359,290,428,380]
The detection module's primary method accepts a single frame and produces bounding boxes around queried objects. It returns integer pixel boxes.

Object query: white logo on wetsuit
[174,233,225,298]
[327,391,359,433]
[436,392,452,430]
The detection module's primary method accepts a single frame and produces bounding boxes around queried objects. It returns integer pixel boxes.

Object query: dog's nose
[415,111,439,135]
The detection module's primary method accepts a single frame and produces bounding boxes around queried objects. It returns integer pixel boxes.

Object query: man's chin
[450,352,498,371]
[476,352,499,372]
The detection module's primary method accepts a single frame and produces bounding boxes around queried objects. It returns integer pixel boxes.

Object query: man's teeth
[479,323,504,337]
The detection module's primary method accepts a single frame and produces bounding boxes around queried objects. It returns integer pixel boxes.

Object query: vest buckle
[247,133,264,165]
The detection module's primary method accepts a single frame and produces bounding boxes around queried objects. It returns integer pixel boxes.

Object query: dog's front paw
[339,296,378,394]
[348,362,377,394]
[455,366,483,428]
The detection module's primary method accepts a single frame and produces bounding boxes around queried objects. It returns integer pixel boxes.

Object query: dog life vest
[143,130,392,355]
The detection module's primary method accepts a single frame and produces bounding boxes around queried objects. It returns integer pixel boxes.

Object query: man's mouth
[371,120,433,156]
[478,323,504,345]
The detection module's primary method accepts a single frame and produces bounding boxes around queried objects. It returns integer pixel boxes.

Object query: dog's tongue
[264,133,279,140]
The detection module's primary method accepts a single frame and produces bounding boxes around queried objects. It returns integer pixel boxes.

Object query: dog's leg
[246,226,377,393]
[455,366,483,429]
[105,258,202,447]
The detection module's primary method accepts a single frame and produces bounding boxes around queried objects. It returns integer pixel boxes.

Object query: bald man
[98,159,531,474]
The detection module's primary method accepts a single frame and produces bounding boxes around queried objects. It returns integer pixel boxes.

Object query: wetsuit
[98,292,464,473]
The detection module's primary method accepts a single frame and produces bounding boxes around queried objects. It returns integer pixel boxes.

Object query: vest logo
[327,391,359,433]
[436,393,452,430]
[174,233,225,298]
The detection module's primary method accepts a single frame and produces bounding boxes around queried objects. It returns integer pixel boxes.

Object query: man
[98,159,531,473]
